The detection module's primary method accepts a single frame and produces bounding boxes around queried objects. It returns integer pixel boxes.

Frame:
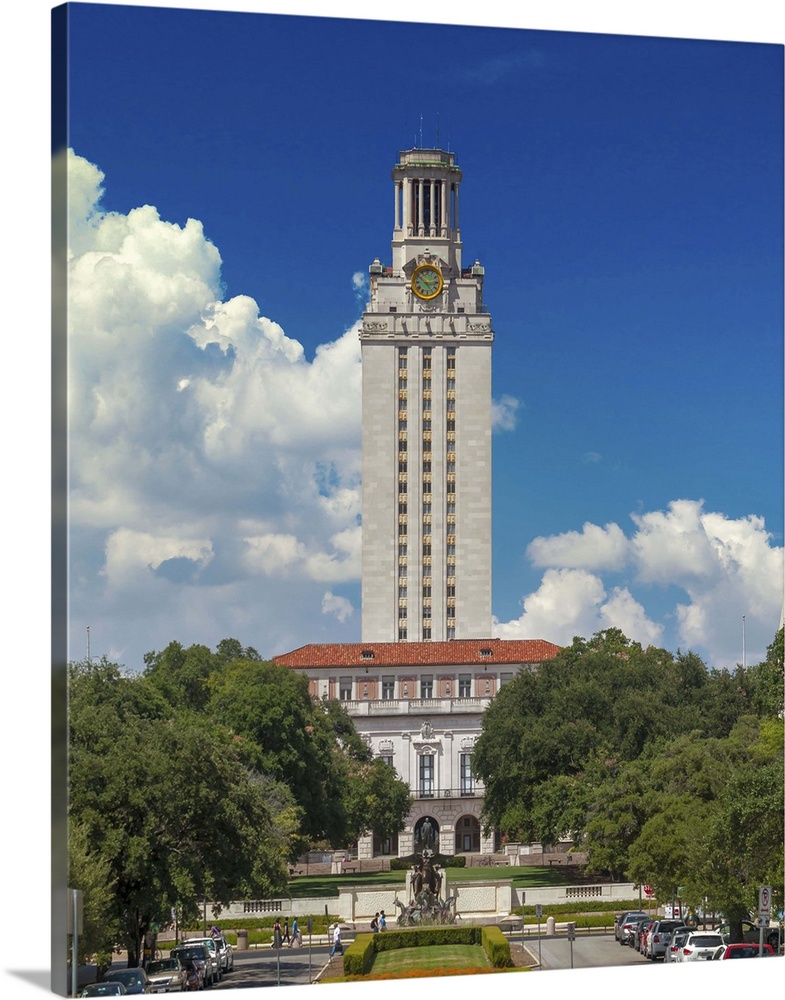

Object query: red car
[713,942,775,959]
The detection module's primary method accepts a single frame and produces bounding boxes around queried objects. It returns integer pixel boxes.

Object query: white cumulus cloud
[322,591,354,623]
[527,521,628,571]
[66,149,363,666]
[497,499,782,668]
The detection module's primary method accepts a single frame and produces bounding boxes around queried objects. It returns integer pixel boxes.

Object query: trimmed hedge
[343,924,512,976]
[390,853,466,870]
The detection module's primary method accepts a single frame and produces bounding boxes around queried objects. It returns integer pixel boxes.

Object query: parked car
[677,931,725,962]
[207,934,233,973]
[616,911,650,945]
[646,919,686,961]
[79,985,128,997]
[639,919,657,956]
[715,919,781,950]
[713,942,775,959]
[144,957,188,993]
[185,937,222,983]
[630,917,649,951]
[665,928,690,963]
[169,944,210,988]
[102,968,153,994]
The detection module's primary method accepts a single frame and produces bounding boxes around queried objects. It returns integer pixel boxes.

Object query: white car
[678,931,724,961]
[210,934,234,972]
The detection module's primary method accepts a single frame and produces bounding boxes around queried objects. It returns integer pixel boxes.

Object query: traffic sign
[759,885,772,919]
[643,884,653,897]
[566,922,576,941]
[535,903,543,920]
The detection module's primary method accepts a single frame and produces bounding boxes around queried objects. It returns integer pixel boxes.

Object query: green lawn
[288,865,571,898]
[370,943,489,975]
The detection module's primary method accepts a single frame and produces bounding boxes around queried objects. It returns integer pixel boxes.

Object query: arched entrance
[413,815,440,853]
[456,814,481,854]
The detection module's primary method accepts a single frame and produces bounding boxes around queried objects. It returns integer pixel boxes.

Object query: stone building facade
[274,638,560,858]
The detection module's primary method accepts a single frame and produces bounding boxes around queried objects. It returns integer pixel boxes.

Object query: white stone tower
[361,148,493,642]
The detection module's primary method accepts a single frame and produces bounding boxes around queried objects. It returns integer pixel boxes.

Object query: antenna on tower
[419,114,423,149]
[436,112,440,149]
[742,614,746,670]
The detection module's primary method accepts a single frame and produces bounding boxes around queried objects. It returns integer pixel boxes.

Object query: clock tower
[361,148,493,642]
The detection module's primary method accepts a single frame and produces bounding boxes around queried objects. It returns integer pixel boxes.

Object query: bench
[548,858,563,866]
[343,866,357,874]
[288,868,304,877]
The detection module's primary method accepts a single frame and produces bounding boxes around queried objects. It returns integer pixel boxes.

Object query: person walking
[290,917,300,947]
[282,917,290,946]
[370,913,379,933]
[329,923,343,958]
[379,910,387,932]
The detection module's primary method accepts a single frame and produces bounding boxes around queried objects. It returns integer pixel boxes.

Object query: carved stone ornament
[460,736,476,750]
[378,739,395,753]
[363,320,389,332]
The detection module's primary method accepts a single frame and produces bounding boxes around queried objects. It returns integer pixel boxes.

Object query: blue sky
[59,2,783,673]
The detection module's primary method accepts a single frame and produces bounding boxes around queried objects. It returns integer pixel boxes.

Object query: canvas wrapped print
[46,3,783,1000]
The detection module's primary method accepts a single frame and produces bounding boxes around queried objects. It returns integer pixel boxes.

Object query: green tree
[206,659,349,841]
[68,817,117,974]
[745,626,784,719]
[342,758,413,847]
[69,659,292,965]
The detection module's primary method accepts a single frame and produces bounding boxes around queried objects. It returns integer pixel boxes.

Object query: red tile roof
[274,638,561,669]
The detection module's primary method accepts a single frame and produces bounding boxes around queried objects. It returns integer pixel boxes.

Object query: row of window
[418,752,473,796]
[396,346,458,641]
[339,674,496,700]
[378,751,474,796]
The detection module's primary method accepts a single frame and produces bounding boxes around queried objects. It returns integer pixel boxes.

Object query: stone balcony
[342,696,491,716]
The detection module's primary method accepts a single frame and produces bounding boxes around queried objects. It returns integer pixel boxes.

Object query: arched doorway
[413,815,440,853]
[456,814,481,854]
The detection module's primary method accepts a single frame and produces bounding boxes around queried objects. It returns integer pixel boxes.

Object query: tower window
[419,754,435,796]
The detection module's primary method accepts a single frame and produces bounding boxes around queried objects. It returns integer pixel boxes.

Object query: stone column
[357,833,374,860]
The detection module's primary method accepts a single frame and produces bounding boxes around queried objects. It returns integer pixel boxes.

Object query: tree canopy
[68,640,411,965]
[473,626,784,921]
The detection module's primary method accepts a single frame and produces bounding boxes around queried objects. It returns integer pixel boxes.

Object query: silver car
[145,957,188,993]
[186,937,222,983]
[646,919,686,960]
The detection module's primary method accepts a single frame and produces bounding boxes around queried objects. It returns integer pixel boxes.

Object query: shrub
[481,926,513,968]
[342,924,514,976]
[343,933,376,976]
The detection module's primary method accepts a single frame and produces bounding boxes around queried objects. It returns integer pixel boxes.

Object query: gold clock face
[411,264,444,300]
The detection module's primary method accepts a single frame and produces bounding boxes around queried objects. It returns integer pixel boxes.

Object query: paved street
[212,943,335,988]
[525,931,653,971]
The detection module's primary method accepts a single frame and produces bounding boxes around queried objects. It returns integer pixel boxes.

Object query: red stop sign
[643,884,653,896]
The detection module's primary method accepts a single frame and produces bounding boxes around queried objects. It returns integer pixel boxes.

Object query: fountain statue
[393,849,458,926]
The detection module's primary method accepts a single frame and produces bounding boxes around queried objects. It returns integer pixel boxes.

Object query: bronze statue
[410,848,442,898]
